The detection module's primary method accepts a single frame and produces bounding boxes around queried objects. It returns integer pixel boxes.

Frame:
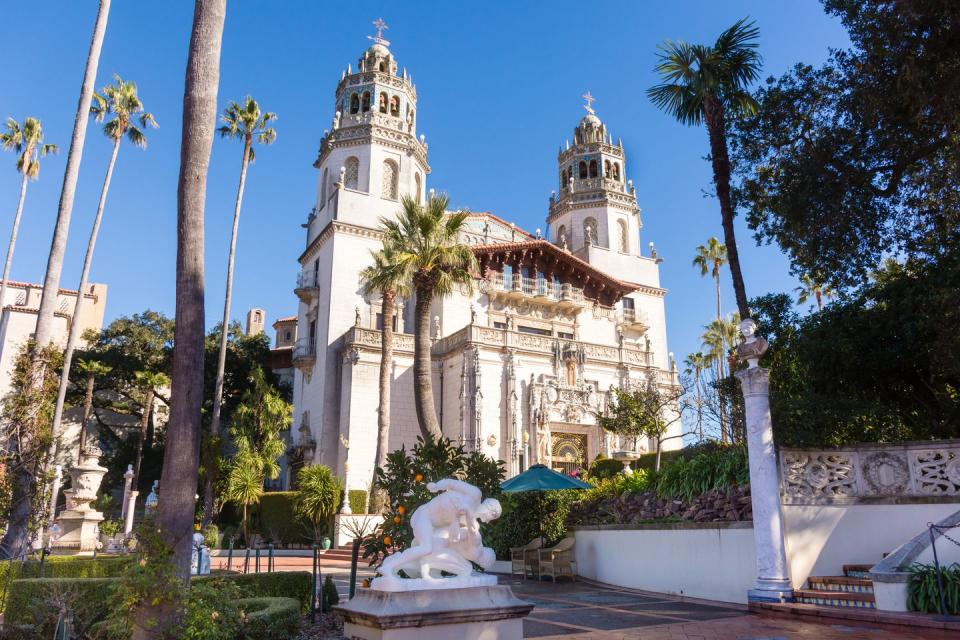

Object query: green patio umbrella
[501,464,592,545]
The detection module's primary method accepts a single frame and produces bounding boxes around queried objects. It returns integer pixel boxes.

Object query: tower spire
[582,91,596,115]
[368,17,391,47]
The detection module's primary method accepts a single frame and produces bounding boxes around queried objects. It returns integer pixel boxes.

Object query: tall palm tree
[74,358,111,461]
[693,237,727,321]
[132,370,168,490]
[149,0,226,611]
[0,117,58,331]
[224,453,263,545]
[649,19,762,320]
[380,194,476,439]
[0,0,110,562]
[701,314,741,443]
[360,244,411,509]
[203,97,276,525]
[50,76,157,451]
[683,351,708,441]
[795,273,834,311]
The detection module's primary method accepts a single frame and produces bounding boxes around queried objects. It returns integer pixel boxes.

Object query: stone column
[124,490,139,535]
[120,464,134,521]
[48,464,63,524]
[735,319,791,602]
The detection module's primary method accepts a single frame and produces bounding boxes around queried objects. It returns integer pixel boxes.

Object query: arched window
[613,163,621,181]
[578,161,588,179]
[361,92,371,112]
[557,224,567,246]
[378,93,388,114]
[583,217,598,247]
[389,95,400,117]
[589,159,598,178]
[618,219,629,253]
[414,172,422,203]
[379,61,387,72]
[349,93,359,114]
[604,159,611,177]
[381,159,399,200]
[344,156,359,190]
[321,167,328,204]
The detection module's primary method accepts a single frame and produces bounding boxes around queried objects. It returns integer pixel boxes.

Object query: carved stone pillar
[736,319,791,602]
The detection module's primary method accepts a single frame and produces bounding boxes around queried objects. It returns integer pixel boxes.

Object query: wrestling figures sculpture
[372,478,502,591]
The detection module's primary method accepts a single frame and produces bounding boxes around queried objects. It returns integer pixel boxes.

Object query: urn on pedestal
[53,443,108,552]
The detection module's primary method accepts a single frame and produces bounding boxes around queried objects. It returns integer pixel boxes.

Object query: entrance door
[551,432,587,475]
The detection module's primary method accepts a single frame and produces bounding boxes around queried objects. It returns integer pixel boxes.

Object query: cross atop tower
[582,91,596,115]
[368,17,390,46]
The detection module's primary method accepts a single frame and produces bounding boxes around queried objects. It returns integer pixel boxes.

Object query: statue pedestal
[53,451,108,552]
[335,585,533,640]
[53,506,104,552]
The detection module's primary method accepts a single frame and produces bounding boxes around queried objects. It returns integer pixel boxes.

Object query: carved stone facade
[780,440,960,503]
[291,29,679,492]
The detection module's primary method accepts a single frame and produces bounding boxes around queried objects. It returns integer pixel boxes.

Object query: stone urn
[611,450,642,475]
[53,444,108,552]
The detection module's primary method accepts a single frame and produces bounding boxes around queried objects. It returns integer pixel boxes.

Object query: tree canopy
[730,1,960,289]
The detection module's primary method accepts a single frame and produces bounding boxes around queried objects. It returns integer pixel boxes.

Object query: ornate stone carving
[860,451,910,495]
[913,449,960,495]
[782,452,857,499]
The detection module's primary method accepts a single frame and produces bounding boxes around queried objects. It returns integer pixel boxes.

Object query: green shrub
[202,523,219,549]
[202,570,312,612]
[4,577,118,629]
[483,490,581,560]
[348,489,368,514]
[908,563,960,614]
[322,574,339,611]
[182,578,243,640]
[99,518,123,537]
[238,597,301,639]
[257,491,309,547]
[654,447,749,501]
[588,457,625,481]
[0,555,131,611]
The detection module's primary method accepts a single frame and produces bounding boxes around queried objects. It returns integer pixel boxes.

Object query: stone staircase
[793,564,876,609]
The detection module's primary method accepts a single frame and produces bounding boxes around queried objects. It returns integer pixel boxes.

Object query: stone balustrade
[779,439,960,504]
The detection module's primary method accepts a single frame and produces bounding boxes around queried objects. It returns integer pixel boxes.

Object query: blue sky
[0,1,848,366]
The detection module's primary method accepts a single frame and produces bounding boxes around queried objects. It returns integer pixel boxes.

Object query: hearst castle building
[287,27,681,492]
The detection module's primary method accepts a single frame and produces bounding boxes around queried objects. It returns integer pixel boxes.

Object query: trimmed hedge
[588,457,625,480]
[257,491,310,547]
[238,597,301,639]
[0,555,131,611]
[348,489,368,514]
[199,570,313,612]
[4,577,118,629]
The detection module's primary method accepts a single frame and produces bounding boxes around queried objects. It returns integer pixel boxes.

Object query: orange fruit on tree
[414,473,424,482]
[397,505,406,515]
[393,515,401,524]
[383,535,393,546]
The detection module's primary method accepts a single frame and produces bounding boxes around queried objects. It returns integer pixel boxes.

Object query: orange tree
[362,433,504,569]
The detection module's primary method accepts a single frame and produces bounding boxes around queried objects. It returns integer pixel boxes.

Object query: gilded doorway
[551,432,587,475]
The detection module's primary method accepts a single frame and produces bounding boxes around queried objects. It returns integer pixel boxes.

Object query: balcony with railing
[292,337,317,370]
[484,272,585,310]
[294,270,319,302]
[618,307,650,333]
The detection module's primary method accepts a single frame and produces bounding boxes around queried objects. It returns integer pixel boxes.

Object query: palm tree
[795,273,834,311]
[149,0,227,606]
[701,314,741,443]
[380,195,477,439]
[74,359,111,462]
[0,118,58,331]
[294,464,343,543]
[204,97,276,525]
[132,371,168,489]
[683,351,708,441]
[0,0,110,562]
[50,76,157,451]
[224,453,264,545]
[649,19,762,320]
[693,237,727,321]
[360,244,411,510]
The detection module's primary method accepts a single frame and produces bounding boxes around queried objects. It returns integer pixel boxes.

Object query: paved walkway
[213,556,951,639]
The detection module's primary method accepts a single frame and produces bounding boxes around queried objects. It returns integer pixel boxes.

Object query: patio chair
[538,537,576,582]
[510,537,543,578]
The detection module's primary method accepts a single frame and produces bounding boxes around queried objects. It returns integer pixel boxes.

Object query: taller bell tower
[547,93,642,260]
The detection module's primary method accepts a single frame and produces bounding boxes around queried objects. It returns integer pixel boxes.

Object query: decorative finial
[582,91,596,115]
[368,17,390,46]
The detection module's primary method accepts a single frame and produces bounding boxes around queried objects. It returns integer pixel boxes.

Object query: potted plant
[98,518,124,552]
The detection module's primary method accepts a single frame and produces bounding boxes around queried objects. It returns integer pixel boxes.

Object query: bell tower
[547,93,641,260]
[309,18,430,233]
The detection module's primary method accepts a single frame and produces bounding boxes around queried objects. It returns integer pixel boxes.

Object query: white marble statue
[373,478,502,591]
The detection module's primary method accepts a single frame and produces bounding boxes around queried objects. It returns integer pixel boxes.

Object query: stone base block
[335,585,533,640]
[54,509,104,552]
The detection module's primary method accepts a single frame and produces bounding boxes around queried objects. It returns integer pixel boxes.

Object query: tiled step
[806,575,874,594]
[842,563,874,578]
[794,588,876,609]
